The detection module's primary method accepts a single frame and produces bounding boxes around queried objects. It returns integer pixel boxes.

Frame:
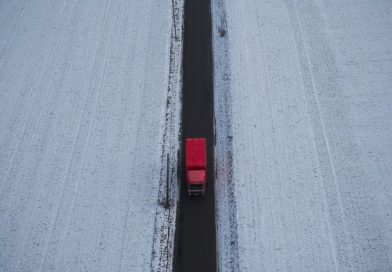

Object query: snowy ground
[213,0,392,271]
[0,0,181,271]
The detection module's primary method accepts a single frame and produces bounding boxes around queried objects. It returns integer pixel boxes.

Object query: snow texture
[151,0,183,271]
[212,0,239,271]
[213,0,392,271]
[0,0,181,271]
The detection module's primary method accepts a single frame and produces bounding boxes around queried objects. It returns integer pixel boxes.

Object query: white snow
[213,0,392,271]
[0,0,181,271]
[151,0,184,270]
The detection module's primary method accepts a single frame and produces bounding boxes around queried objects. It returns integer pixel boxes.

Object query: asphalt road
[173,0,216,271]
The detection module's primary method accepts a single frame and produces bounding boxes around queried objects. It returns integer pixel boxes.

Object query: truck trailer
[185,138,207,196]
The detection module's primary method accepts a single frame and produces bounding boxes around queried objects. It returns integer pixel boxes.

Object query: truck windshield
[189,184,203,191]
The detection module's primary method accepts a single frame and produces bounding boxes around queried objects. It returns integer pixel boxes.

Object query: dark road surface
[173,0,216,271]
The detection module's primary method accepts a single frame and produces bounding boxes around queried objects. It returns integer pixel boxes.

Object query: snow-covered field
[2,0,391,270]
[213,0,392,271]
[0,0,182,271]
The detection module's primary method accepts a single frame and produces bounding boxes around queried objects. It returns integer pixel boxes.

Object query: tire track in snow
[220,0,340,270]
[286,1,391,270]
[0,0,30,70]
[284,1,352,270]
[0,1,70,183]
[10,0,89,270]
[0,0,176,270]
[52,1,117,268]
[0,0,71,203]
[37,1,116,270]
[0,1,79,269]
[117,0,154,269]
[0,1,73,270]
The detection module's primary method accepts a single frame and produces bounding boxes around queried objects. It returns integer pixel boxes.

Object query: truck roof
[186,138,207,168]
[187,170,206,184]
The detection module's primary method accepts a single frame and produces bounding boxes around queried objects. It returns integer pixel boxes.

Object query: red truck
[185,138,207,196]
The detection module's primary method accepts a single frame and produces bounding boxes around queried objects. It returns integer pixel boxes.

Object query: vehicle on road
[185,138,207,196]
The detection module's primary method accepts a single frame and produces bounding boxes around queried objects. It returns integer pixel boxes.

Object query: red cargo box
[185,138,207,196]
[186,138,207,170]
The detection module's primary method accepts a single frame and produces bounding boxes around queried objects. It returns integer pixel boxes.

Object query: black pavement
[173,0,216,271]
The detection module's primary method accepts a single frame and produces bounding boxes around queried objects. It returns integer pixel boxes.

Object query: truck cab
[185,138,207,196]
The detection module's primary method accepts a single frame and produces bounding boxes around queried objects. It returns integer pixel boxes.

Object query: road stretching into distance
[173,0,217,271]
